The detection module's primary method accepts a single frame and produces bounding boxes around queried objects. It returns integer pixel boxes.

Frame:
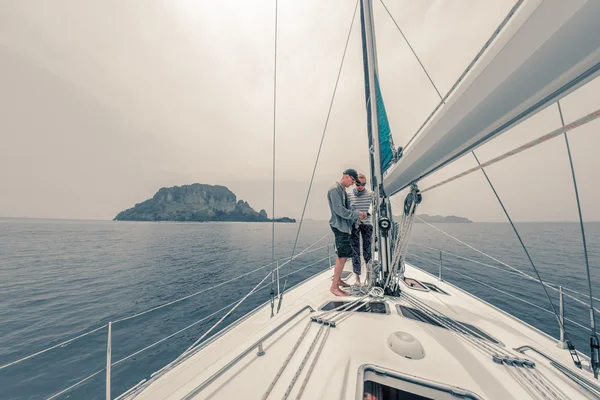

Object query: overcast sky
[0,0,598,222]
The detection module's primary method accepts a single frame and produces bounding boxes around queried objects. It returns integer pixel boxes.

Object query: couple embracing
[326,169,373,296]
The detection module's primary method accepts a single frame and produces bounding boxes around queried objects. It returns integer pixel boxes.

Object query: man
[348,173,373,286]
[327,169,367,296]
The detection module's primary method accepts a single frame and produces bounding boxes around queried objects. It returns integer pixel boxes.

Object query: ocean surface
[1,218,599,399]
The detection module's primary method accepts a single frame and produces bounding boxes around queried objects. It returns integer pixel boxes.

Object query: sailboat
[3,0,600,398]
[110,0,600,398]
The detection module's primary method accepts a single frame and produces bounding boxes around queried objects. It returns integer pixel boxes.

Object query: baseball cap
[343,168,359,183]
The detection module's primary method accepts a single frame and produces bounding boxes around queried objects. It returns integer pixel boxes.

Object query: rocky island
[414,214,472,223]
[114,184,295,223]
[393,213,472,223]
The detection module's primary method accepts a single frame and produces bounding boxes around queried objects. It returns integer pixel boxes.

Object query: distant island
[114,184,295,223]
[393,213,472,223]
[414,214,472,223]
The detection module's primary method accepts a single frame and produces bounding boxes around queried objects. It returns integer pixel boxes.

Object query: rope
[421,108,600,193]
[403,0,525,150]
[398,294,502,358]
[262,321,312,400]
[295,326,330,399]
[277,0,360,313]
[270,0,278,318]
[282,325,325,400]
[379,0,443,101]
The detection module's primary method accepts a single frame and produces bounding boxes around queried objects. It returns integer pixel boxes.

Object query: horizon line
[1,216,599,224]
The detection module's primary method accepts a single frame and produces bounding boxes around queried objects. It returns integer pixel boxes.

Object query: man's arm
[329,189,360,221]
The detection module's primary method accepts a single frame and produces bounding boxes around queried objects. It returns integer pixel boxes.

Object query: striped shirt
[347,188,373,225]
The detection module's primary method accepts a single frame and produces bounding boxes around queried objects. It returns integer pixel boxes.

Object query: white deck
[122,261,599,399]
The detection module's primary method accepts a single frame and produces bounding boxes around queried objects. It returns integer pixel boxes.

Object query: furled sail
[383,0,600,196]
[360,0,396,178]
[375,75,395,173]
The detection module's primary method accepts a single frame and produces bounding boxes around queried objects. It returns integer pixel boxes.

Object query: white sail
[383,0,600,196]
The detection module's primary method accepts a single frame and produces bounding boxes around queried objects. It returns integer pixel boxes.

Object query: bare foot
[354,278,361,286]
[338,280,350,288]
[330,286,347,297]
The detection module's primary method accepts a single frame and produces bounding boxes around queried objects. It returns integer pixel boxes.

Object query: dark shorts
[331,227,353,258]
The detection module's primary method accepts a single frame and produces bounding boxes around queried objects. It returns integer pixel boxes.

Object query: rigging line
[270,0,279,315]
[409,241,600,311]
[421,108,600,193]
[403,0,525,150]
[414,209,600,296]
[557,101,596,336]
[115,240,326,325]
[181,255,330,356]
[379,0,443,101]
[405,217,600,304]
[410,249,600,318]
[406,252,547,315]
[277,0,360,313]
[392,200,544,284]
[183,253,329,357]
[471,151,566,333]
[407,253,589,332]
[150,257,331,384]
[47,368,105,400]
[399,294,506,358]
[48,259,333,400]
[112,300,240,368]
[0,323,108,372]
[49,290,273,400]
[180,270,274,358]
[1,241,329,372]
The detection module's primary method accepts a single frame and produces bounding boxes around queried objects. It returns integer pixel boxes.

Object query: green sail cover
[375,74,395,173]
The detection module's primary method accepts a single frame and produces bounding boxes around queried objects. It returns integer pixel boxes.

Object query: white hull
[120,261,599,400]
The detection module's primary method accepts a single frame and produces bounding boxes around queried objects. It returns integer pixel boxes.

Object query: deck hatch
[421,282,449,295]
[319,301,389,314]
[361,364,483,399]
[396,305,501,345]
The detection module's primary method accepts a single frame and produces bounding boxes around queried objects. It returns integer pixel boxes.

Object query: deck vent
[397,305,501,345]
[387,331,425,360]
[319,301,388,314]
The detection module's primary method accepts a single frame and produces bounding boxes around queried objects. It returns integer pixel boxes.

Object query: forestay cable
[277,0,360,313]
[270,0,279,318]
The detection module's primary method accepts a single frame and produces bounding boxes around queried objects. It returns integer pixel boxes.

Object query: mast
[359,0,392,283]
